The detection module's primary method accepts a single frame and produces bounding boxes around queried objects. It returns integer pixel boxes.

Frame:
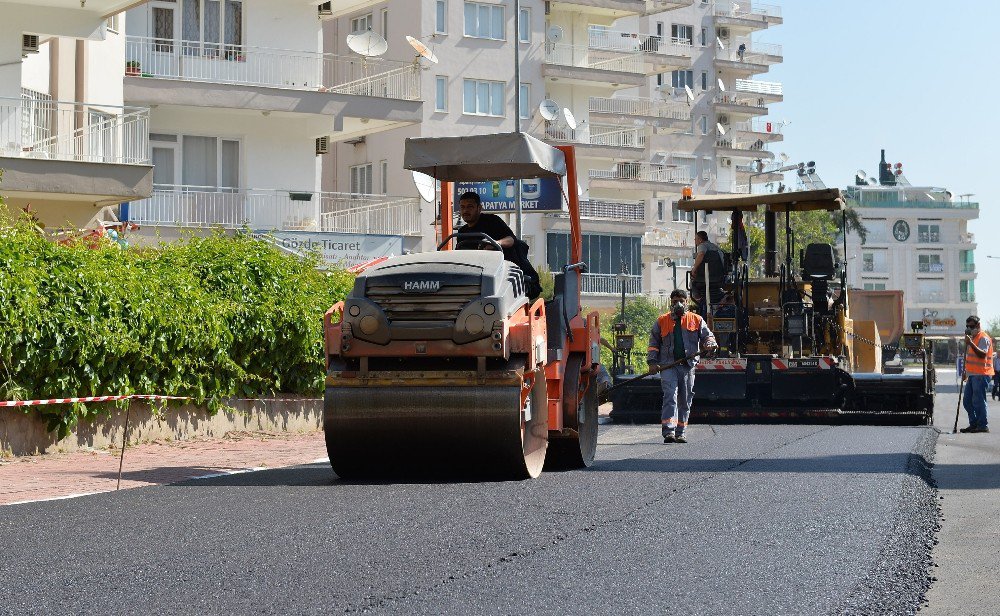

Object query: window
[87,111,114,161]
[701,156,711,181]
[960,279,975,302]
[672,202,694,223]
[918,253,943,273]
[862,252,874,272]
[917,223,940,243]
[106,13,120,33]
[656,72,663,87]
[351,13,373,34]
[700,27,706,46]
[960,249,975,273]
[180,0,244,57]
[152,5,175,52]
[671,24,693,45]
[464,1,504,40]
[656,22,664,37]
[863,283,886,291]
[435,0,447,33]
[350,163,373,194]
[518,7,529,42]
[519,83,530,119]
[699,115,708,135]
[547,233,641,276]
[657,200,665,221]
[435,76,448,111]
[381,8,388,38]
[671,69,694,89]
[463,78,504,116]
[701,71,708,91]
[179,135,240,189]
[380,160,388,194]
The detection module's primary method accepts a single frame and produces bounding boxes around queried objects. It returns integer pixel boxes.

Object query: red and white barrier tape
[0,394,189,408]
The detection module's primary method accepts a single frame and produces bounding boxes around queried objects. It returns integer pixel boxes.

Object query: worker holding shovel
[647,289,718,443]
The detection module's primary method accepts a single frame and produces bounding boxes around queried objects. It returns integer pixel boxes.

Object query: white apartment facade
[325,0,784,306]
[0,1,153,229]
[844,159,979,339]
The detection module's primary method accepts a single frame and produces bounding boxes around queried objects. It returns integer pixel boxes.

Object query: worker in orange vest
[960,315,994,433]
[647,289,718,443]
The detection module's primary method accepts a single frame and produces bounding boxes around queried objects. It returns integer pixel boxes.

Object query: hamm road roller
[322,133,601,479]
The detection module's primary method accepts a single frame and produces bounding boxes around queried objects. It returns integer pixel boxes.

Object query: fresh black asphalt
[0,423,938,615]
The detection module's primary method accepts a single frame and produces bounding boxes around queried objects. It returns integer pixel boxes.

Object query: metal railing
[713,94,768,110]
[588,29,694,57]
[716,138,770,152]
[960,263,975,273]
[544,42,645,74]
[733,119,782,135]
[644,229,689,247]
[918,232,940,243]
[734,79,783,96]
[579,199,645,221]
[961,292,976,303]
[590,164,691,184]
[917,262,944,273]
[918,291,945,302]
[127,185,421,235]
[125,36,420,100]
[0,97,149,164]
[721,41,783,64]
[580,273,642,295]
[714,1,782,20]
[588,96,690,120]
[542,123,646,148]
[961,232,976,243]
[847,197,980,210]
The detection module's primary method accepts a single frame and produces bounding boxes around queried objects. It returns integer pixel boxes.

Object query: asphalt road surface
[0,422,937,616]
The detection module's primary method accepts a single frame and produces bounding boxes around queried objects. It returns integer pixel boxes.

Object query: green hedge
[0,221,353,436]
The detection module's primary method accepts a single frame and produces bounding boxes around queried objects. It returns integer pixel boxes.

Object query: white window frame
[671,23,693,45]
[179,0,244,57]
[435,0,447,34]
[380,159,388,194]
[519,82,530,120]
[518,7,530,43]
[381,8,388,38]
[435,75,448,112]
[164,134,242,190]
[463,78,505,117]
[699,115,708,135]
[350,163,374,195]
[701,70,708,91]
[106,13,120,34]
[464,1,505,41]
[351,13,373,34]
[671,69,694,89]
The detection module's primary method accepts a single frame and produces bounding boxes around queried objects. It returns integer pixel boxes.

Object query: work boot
[663,434,676,443]
[675,434,688,443]
[972,426,991,433]
[960,426,977,433]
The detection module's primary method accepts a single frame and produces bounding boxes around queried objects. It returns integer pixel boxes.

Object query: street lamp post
[664,257,678,290]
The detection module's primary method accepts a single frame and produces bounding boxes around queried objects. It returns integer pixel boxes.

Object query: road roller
[322,132,601,480]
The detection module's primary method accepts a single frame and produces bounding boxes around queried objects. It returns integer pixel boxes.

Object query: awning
[403,132,567,181]
[677,188,845,212]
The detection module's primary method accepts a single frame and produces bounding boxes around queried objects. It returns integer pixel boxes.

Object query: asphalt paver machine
[610,188,934,424]
[322,133,601,479]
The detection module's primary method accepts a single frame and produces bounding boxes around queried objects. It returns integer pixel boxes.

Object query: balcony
[542,122,646,159]
[589,30,694,73]
[917,262,944,273]
[589,164,691,193]
[580,199,645,221]
[918,291,945,303]
[734,79,784,102]
[715,137,774,159]
[961,292,976,303]
[917,232,940,244]
[548,0,693,18]
[715,42,782,76]
[733,163,783,183]
[126,186,422,236]
[0,97,153,223]
[581,273,642,296]
[732,119,784,143]
[712,93,770,117]
[588,96,690,132]
[543,43,646,88]
[861,262,889,274]
[714,1,783,30]
[960,263,976,273]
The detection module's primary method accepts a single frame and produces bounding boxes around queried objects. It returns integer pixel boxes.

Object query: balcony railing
[544,122,646,148]
[918,291,945,302]
[733,119,782,135]
[861,262,890,274]
[588,29,694,57]
[544,42,644,74]
[0,97,149,164]
[124,36,420,100]
[590,164,691,184]
[127,185,421,235]
[715,138,770,152]
[847,198,979,210]
[917,232,940,243]
[961,292,976,303]
[714,1,782,20]
[713,94,768,110]
[734,79,783,96]
[588,96,690,121]
[581,273,642,295]
[960,263,975,273]
[917,262,944,273]
[579,199,645,221]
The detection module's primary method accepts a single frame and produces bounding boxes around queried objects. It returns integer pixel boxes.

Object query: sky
[764,1,998,324]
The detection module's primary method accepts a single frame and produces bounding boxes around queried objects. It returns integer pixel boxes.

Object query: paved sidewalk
[0,430,327,506]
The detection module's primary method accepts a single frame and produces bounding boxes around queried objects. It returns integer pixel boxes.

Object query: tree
[985,316,1000,338]
[599,295,666,370]
[535,265,554,301]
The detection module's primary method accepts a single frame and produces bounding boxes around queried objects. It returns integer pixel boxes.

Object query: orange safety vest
[965,331,995,376]
[657,312,703,337]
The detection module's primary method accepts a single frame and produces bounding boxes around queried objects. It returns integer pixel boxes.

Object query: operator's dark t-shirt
[457,213,515,244]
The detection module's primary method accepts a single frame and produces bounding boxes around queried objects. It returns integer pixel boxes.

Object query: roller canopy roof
[676,188,845,212]
[404,132,567,181]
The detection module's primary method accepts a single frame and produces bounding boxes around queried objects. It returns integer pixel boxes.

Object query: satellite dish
[411,170,436,203]
[577,182,583,197]
[684,85,694,102]
[867,177,878,186]
[779,152,789,163]
[547,26,564,42]
[406,35,439,63]
[538,98,559,121]
[717,123,726,135]
[856,169,867,181]
[347,29,388,57]
[717,78,726,91]
[563,108,577,130]
[716,36,725,50]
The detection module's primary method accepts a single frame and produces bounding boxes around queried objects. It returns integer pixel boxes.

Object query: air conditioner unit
[315,136,330,155]
[317,2,332,16]
[22,34,39,56]
[720,157,732,167]
[717,27,730,39]
[717,114,730,125]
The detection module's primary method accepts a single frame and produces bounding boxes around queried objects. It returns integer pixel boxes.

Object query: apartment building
[325,0,784,306]
[844,152,979,338]
[0,1,153,229]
